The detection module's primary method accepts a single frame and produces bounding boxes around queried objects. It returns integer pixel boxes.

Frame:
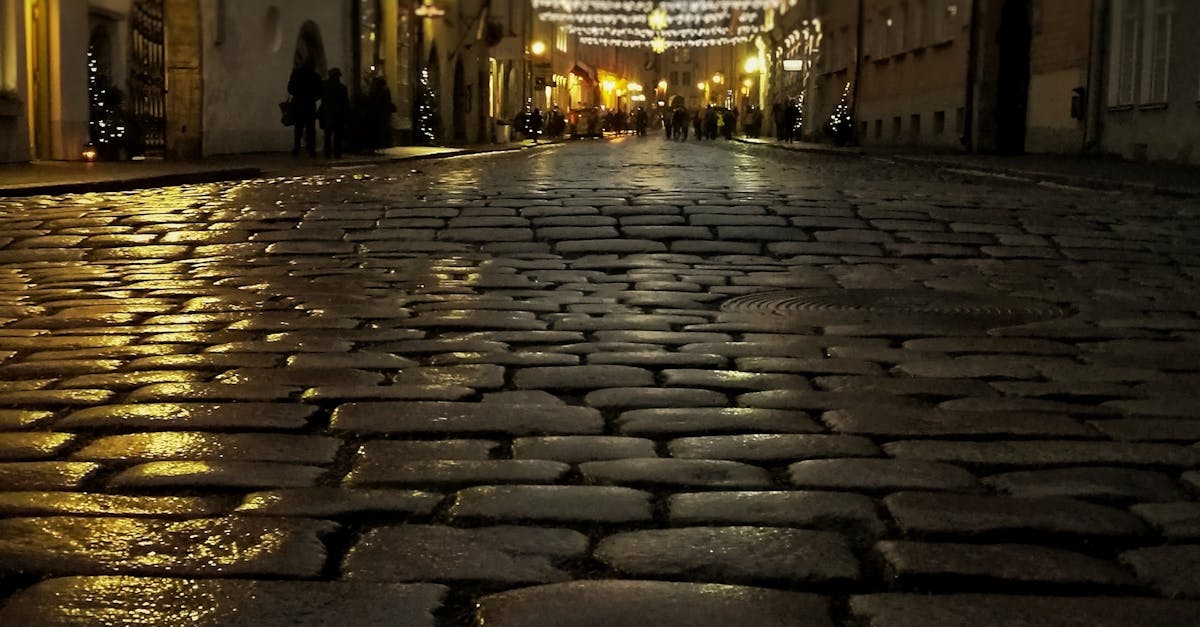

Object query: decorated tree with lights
[825,81,853,146]
[416,68,439,145]
[87,45,129,159]
[791,92,805,140]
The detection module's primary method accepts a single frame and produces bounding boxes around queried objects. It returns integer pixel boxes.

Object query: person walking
[287,60,322,156]
[318,68,350,158]
[530,108,544,143]
[365,75,396,151]
[692,107,703,140]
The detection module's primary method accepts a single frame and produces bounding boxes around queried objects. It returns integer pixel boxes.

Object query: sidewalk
[739,136,1200,198]
[0,143,540,197]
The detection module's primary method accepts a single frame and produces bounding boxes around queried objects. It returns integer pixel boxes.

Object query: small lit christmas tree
[826,81,853,146]
[791,92,805,140]
[87,45,127,158]
[416,68,438,145]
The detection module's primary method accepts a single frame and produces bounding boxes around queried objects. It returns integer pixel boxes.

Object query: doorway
[993,0,1032,154]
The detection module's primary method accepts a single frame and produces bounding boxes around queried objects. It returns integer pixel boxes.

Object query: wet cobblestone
[2,138,1199,624]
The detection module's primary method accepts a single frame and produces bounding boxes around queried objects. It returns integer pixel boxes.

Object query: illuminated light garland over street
[535,0,775,48]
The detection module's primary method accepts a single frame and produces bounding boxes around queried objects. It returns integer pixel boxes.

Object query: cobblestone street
[1,135,1199,625]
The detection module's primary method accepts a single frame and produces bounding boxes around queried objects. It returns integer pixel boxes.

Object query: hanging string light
[535,0,768,48]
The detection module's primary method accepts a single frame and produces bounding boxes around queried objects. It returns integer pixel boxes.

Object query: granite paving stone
[884,491,1149,540]
[342,525,586,583]
[450,485,654,523]
[580,458,773,488]
[789,459,980,492]
[234,488,444,518]
[54,402,316,431]
[823,407,1096,438]
[0,577,447,627]
[1131,502,1200,540]
[0,409,55,431]
[330,402,604,435]
[883,440,1200,468]
[850,594,1200,627]
[0,516,334,577]
[668,434,880,462]
[351,439,499,461]
[615,407,823,435]
[473,580,834,627]
[0,432,76,460]
[813,375,998,398]
[875,540,1137,589]
[594,526,859,584]
[734,357,886,376]
[70,432,342,464]
[391,364,506,388]
[0,491,232,518]
[584,387,728,409]
[300,384,476,402]
[586,351,730,368]
[1119,545,1200,598]
[0,462,102,490]
[660,369,811,391]
[344,459,570,487]
[108,461,327,490]
[512,365,654,389]
[982,466,1190,502]
[510,436,658,462]
[668,490,886,535]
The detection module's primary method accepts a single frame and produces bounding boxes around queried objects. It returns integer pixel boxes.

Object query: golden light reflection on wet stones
[0,577,447,627]
[0,516,334,577]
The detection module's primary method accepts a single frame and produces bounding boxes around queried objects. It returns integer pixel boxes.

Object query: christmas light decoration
[825,81,853,145]
[535,0,768,48]
[417,67,438,145]
[87,46,127,159]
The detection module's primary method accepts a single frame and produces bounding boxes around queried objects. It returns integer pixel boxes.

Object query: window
[910,113,921,139]
[891,4,906,54]
[1,0,17,91]
[874,119,883,138]
[555,27,568,53]
[955,107,965,135]
[1145,0,1173,103]
[824,30,837,70]
[929,0,954,43]
[909,0,926,48]
[670,71,679,86]
[892,116,902,137]
[682,71,691,87]
[934,110,946,134]
[1108,0,1175,107]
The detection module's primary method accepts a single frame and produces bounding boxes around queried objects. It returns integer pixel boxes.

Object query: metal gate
[129,0,165,155]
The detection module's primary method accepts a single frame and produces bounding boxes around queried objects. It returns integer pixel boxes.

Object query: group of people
[663,104,738,141]
[513,106,567,142]
[286,60,395,158]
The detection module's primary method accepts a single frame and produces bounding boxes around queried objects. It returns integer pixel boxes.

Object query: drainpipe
[1084,0,1106,153]
[849,0,863,143]
[962,0,981,152]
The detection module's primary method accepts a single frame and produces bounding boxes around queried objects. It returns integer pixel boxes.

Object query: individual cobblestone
[511,436,657,462]
[875,540,1136,589]
[982,467,1190,502]
[884,491,1149,539]
[580,458,773,488]
[1120,545,1200,598]
[331,402,604,435]
[789,459,979,492]
[234,488,443,518]
[54,402,316,431]
[0,578,447,627]
[1130,502,1200,540]
[668,491,885,535]
[450,485,654,523]
[474,580,834,627]
[342,525,586,583]
[615,407,822,435]
[0,516,334,577]
[594,527,859,584]
[668,434,880,462]
[850,594,1200,627]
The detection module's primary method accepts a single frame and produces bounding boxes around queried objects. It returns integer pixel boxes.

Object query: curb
[0,142,557,198]
[0,167,263,198]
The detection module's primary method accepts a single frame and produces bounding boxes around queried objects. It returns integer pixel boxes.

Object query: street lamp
[711,73,723,85]
[530,41,546,57]
[744,57,759,74]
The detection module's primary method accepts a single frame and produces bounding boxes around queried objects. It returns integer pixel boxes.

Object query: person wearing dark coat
[287,60,322,156]
[318,68,350,158]
[365,75,397,151]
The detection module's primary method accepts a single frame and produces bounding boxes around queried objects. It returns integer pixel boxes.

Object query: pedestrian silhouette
[287,60,322,156]
[318,68,350,158]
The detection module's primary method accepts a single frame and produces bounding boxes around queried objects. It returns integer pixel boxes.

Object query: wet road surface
[1,135,1199,625]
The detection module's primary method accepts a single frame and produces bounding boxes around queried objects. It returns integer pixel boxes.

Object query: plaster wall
[1025,68,1084,154]
[201,0,352,155]
[0,0,30,162]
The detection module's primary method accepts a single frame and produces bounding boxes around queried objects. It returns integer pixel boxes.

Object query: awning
[570,62,596,83]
